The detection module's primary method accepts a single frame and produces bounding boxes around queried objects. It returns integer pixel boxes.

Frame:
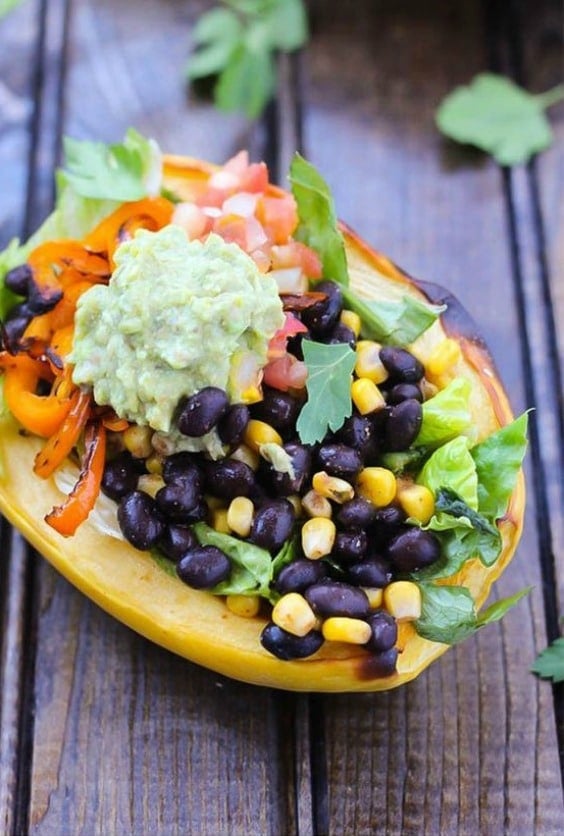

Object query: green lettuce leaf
[416,377,472,447]
[471,412,528,519]
[341,288,444,346]
[418,435,478,509]
[296,340,357,445]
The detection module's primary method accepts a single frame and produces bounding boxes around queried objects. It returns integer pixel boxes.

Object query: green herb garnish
[532,637,564,683]
[436,73,564,166]
[296,340,356,445]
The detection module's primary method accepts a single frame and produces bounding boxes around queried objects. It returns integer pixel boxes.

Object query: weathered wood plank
[304,0,563,832]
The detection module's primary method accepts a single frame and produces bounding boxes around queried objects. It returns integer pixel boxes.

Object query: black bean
[347,557,392,588]
[27,282,63,315]
[274,558,328,594]
[333,530,368,562]
[365,647,398,677]
[366,611,398,652]
[386,383,423,405]
[384,398,422,452]
[250,387,300,433]
[162,452,202,484]
[155,476,202,522]
[305,581,370,618]
[249,499,294,552]
[379,347,424,383]
[260,442,312,496]
[101,451,142,501]
[300,281,343,337]
[217,404,249,446]
[369,506,408,548]
[118,491,165,550]
[336,497,377,530]
[337,414,379,461]
[176,545,231,589]
[205,459,255,500]
[326,323,356,348]
[177,387,229,437]
[181,500,209,524]
[2,302,33,347]
[158,524,197,562]
[387,527,441,573]
[260,624,324,660]
[316,443,362,480]
[4,264,32,296]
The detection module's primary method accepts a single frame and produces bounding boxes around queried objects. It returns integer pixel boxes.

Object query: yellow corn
[312,471,355,504]
[301,517,336,560]
[243,419,283,453]
[137,474,164,498]
[227,496,254,537]
[397,483,435,524]
[425,338,462,379]
[351,378,386,415]
[211,508,231,534]
[362,587,384,609]
[384,581,422,622]
[230,443,260,471]
[123,424,153,458]
[301,489,332,519]
[322,617,371,645]
[340,309,362,338]
[354,341,388,384]
[145,453,163,475]
[226,595,261,618]
[420,378,439,400]
[272,593,317,637]
[356,467,397,507]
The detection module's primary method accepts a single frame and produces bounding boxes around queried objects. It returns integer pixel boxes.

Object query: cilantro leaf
[531,637,564,683]
[215,42,276,120]
[289,152,349,286]
[187,8,243,79]
[436,73,564,166]
[0,0,24,19]
[62,136,145,201]
[296,341,356,445]
[415,583,530,645]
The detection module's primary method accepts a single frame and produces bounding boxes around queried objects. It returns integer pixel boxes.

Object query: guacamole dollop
[71,226,284,432]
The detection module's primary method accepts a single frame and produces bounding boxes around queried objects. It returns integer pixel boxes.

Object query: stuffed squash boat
[0,131,528,691]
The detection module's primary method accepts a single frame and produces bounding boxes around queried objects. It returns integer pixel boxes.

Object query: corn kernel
[420,378,439,400]
[384,581,422,622]
[312,471,355,504]
[272,593,317,637]
[397,483,435,524]
[211,508,231,534]
[145,453,163,475]
[226,595,261,618]
[351,378,386,415]
[123,424,153,458]
[286,494,303,517]
[301,517,336,559]
[301,489,332,519]
[362,587,384,609]
[340,309,362,338]
[230,443,260,471]
[354,341,388,383]
[227,496,254,537]
[322,617,371,644]
[425,338,462,379]
[243,419,283,453]
[356,467,397,507]
[137,474,164,498]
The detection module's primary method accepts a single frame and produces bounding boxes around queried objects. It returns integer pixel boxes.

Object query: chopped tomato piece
[270,242,322,278]
[263,353,308,391]
[256,195,299,244]
[268,313,308,358]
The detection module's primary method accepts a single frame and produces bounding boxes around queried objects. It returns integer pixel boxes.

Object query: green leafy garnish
[0,0,24,20]
[415,583,530,644]
[471,413,529,519]
[418,436,478,509]
[436,73,564,166]
[289,152,349,286]
[340,289,444,346]
[296,340,356,445]
[531,637,564,683]
[416,377,472,447]
[186,0,308,119]
[0,238,25,320]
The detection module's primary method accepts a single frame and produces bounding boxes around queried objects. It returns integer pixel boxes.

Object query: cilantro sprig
[296,341,356,445]
[186,0,308,119]
[436,73,564,166]
[532,636,564,684]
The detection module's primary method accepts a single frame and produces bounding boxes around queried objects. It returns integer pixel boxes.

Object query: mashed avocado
[70,227,284,432]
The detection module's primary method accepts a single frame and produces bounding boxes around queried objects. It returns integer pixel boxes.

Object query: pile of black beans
[103,280,443,669]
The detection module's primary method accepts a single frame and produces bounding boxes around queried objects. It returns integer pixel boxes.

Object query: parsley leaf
[436,73,564,166]
[289,152,350,286]
[531,637,564,683]
[296,340,356,445]
[186,0,308,119]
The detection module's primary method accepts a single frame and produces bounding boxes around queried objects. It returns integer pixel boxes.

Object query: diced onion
[268,267,307,294]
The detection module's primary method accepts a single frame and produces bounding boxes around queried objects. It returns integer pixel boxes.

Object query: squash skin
[0,156,525,692]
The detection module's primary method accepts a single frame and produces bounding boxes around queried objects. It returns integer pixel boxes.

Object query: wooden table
[1,1,563,833]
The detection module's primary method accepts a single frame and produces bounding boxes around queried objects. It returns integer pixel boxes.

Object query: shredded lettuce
[471,412,529,519]
[418,435,478,509]
[416,377,472,447]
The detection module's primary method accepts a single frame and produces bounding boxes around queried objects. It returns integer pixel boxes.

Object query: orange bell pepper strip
[0,354,72,438]
[85,197,174,264]
[33,388,92,478]
[45,421,107,537]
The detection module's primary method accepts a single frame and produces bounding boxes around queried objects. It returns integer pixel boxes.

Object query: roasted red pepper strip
[45,421,106,537]
[33,388,92,478]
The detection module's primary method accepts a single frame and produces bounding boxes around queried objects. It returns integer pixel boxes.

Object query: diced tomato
[263,353,308,391]
[213,214,268,253]
[268,313,308,359]
[240,162,268,194]
[270,242,322,278]
[172,202,212,240]
[223,150,250,178]
[256,195,299,244]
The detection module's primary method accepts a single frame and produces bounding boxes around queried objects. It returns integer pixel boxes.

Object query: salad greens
[296,341,356,445]
[532,637,564,683]
[418,437,478,510]
[416,377,472,447]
